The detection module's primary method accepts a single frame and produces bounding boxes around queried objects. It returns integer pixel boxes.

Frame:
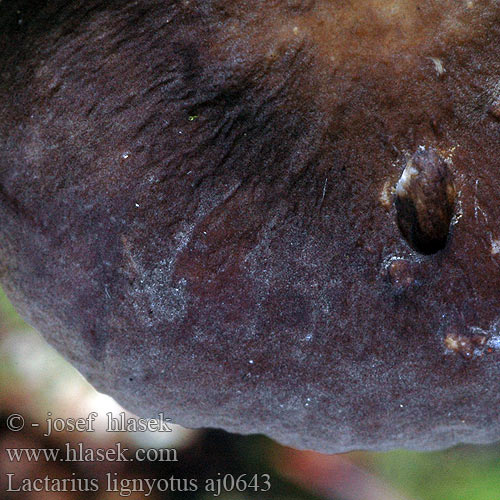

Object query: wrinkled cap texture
[0,0,499,453]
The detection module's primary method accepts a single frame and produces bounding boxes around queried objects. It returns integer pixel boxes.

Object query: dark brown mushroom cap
[1,0,499,452]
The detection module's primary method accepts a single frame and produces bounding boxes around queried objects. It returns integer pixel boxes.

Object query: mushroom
[1,0,499,453]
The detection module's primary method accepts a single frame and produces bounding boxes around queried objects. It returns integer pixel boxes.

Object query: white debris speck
[488,335,500,350]
[491,239,500,255]
[429,57,445,77]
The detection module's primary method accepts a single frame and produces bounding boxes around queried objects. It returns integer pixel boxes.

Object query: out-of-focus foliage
[372,447,500,500]
[0,288,26,332]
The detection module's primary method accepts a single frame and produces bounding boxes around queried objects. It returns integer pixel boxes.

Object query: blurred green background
[1,287,499,500]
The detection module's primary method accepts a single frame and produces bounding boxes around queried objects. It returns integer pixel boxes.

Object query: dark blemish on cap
[394,146,456,255]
